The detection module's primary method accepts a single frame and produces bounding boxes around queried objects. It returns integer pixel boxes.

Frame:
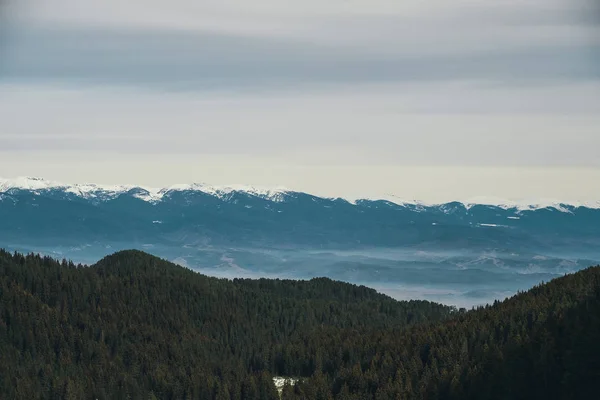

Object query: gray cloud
[2,0,599,91]
[1,26,597,91]
[1,84,599,168]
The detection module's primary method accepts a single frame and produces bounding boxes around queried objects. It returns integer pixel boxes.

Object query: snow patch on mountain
[1,176,599,211]
[356,194,600,213]
[0,177,290,204]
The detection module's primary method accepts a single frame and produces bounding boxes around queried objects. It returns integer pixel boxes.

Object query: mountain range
[2,177,600,307]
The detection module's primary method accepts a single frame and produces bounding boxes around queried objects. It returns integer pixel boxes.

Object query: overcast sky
[0,0,599,202]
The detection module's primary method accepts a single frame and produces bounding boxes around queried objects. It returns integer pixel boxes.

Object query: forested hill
[0,249,451,399]
[0,249,599,399]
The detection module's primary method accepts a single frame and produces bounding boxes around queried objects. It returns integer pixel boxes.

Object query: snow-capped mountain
[2,176,600,307]
[2,176,599,211]
[0,177,290,203]
[2,176,600,252]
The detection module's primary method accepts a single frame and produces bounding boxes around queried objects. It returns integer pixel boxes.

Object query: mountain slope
[0,249,451,400]
[283,264,600,400]
[1,249,599,399]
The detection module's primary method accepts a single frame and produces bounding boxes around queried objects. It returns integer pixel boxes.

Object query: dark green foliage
[1,249,599,399]
[288,266,600,400]
[0,249,449,399]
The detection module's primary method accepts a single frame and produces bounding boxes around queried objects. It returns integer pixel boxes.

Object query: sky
[0,0,599,202]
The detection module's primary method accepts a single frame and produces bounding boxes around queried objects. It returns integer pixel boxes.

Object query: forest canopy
[0,249,598,399]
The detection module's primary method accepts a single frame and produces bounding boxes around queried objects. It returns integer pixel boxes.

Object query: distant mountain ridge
[0,177,290,203]
[2,176,600,211]
[2,176,600,253]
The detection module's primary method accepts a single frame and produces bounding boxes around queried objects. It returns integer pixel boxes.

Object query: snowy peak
[162,183,290,203]
[1,176,599,211]
[0,177,138,201]
[0,177,291,204]
[0,176,62,192]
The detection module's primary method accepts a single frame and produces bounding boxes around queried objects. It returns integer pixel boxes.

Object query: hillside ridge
[1,248,599,398]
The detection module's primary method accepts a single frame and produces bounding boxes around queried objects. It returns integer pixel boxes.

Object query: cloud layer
[0,0,599,200]
[3,0,599,90]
